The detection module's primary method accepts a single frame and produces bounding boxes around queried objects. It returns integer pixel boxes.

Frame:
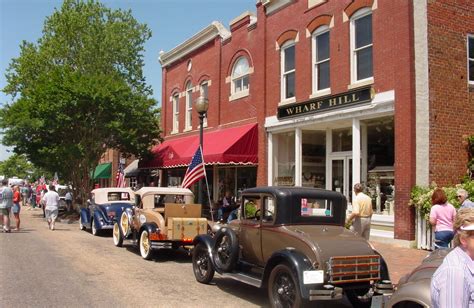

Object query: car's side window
[263,196,276,223]
[243,197,261,220]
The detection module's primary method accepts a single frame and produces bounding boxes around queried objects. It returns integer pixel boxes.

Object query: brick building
[145,0,474,242]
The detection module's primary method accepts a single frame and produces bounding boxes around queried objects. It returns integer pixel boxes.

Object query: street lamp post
[195,96,209,205]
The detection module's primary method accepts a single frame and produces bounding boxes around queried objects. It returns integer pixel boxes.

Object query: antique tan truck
[113,187,208,260]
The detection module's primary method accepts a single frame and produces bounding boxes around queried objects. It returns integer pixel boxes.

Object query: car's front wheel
[139,230,153,260]
[113,223,123,247]
[79,216,86,231]
[91,219,100,236]
[192,242,215,284]
[268,264,303,308]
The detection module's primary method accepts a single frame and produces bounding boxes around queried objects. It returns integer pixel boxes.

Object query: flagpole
[199,145,214,222]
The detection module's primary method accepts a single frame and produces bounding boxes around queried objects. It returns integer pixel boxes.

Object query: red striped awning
[139,123,258,168]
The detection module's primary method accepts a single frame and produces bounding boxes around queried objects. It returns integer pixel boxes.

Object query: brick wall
[427,0,474,185]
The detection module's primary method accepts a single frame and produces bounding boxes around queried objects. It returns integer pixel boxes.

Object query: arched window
[172,93,179,133]
[281,40,296,101]
[185,81,193,130]
[231,57,250,95]
[312,25,330,93]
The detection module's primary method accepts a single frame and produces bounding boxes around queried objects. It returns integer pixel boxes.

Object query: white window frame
[230,57,250,101]
[312,25,331,97]
[200,81,209,127]
[281,40,296,103]
[185,82,193,131]
[468,34,474,85]
[172,94,179,134]
[350,8,373,86]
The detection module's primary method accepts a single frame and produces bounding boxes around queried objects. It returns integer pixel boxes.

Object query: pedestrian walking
[346,183,373,240]
[12,185,21,231]
[429,188,456,249]
[430,208,474,308]
[42,184,60,231]
[0,179,14,232]
[457,188,474,209]
[65,190,73,212]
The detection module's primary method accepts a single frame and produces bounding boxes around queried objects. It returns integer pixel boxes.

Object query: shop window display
[302,130,326,188]
[273,131,295,186]
[364,117,395,215]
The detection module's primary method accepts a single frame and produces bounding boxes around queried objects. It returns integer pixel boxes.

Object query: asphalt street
[1,208,354,308]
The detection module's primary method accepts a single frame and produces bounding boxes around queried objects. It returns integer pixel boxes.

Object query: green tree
[0,153,51,181]
[1,0,160,204]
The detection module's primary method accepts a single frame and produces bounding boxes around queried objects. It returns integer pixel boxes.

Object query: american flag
[181,146,206,189]
[116,162,126,187]
[52,172,59,185]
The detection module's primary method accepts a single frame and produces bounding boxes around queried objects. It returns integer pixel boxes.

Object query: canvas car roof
[91,187,135,204]
[135,186,194,198]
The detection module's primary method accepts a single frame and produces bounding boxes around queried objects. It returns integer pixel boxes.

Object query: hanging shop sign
[277,86,374,119]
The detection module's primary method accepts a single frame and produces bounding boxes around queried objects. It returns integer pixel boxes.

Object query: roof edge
[159,21,231,67]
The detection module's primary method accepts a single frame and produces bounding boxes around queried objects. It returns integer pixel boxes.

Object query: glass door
[330,156,353,203]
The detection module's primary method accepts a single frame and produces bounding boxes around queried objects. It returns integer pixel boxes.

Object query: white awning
[124,159,139,177]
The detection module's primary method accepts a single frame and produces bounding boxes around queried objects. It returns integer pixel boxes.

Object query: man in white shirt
[42,185,60,230]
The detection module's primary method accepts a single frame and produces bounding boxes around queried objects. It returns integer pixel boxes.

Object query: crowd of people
[427,188,474,307]
[0,180,68,232]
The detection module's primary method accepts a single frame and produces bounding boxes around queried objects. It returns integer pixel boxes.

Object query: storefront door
[330,155,353,203]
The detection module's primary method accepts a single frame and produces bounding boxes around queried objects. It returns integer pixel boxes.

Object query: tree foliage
[1,0,160,203]
[0,153,51,180]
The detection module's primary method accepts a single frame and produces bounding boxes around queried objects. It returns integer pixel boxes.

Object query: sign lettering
[277,87,373,119]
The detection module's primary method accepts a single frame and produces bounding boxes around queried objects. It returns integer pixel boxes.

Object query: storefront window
[364,117,395,215]
[218,166,256,203]
[273,131,295,186]
[332,128,352,152]
[302,130,326,188]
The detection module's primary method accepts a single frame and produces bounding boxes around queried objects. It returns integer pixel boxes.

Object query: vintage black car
[192,187,393,308]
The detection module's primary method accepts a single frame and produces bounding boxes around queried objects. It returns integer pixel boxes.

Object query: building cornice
[159,21,231,68]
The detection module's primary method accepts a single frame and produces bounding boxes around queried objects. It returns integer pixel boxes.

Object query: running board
[220,272,262,288]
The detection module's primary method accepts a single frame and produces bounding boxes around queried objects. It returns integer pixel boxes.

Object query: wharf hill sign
[277,86,374,120]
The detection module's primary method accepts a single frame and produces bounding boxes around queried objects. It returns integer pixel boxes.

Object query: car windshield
[108,192,130,201]
[58,188,68,197]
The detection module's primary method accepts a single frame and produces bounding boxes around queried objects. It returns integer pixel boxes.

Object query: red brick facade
[427,1,474,185]
[157,0,473,241]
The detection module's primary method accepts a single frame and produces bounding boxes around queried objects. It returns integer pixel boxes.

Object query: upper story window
[312,26,330,94]
[185,82,193,131]
[350,8,373,84]
[468,34,474,85]
[281,41,296,101]
[172,94,179,134]
[231,57,250,95]
[200,81,208,127]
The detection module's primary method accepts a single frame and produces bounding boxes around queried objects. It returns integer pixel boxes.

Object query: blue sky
[0,0,256,161]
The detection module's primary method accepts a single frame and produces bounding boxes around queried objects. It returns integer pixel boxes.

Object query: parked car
[192,187,393,308]
[113,187,209,260]
[79,187,134,236]
[56,185,70,211]
[387,249,448,308]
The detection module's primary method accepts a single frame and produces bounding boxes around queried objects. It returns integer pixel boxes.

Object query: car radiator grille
[328,255,380,284]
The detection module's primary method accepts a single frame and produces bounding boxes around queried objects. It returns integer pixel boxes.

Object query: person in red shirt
[12,185,21,230]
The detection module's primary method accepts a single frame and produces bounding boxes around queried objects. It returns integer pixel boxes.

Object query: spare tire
[120,211,132,237]
[212,227,239,272]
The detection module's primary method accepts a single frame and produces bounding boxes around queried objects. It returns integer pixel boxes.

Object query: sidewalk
[371,241,429,284]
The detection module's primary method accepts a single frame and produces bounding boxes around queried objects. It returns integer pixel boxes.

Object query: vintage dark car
[79,188,134,236]
[387,249,448,308]
[113,187,209,260]
[192,187,393,308]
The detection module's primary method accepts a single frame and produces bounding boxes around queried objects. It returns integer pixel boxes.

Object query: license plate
[108,211,116,217]
[303,270,324,284]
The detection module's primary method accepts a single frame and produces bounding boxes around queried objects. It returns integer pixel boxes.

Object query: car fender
[386,279,431,307]
[139,222,159,236]
[92,209,107,229]
[193,235,216,267]
[80,208,91,225]
[263,249,314,299]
